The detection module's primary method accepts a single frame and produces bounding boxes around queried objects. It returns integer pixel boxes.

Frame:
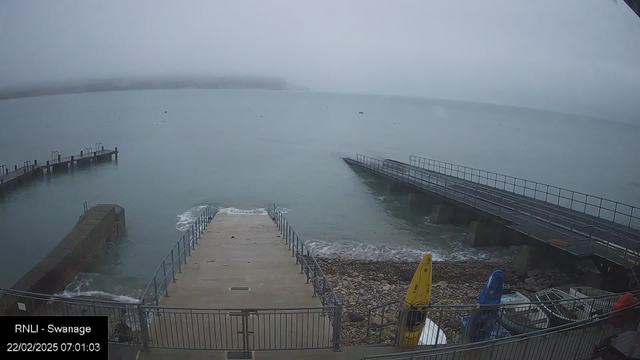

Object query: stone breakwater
[316,257,589,346]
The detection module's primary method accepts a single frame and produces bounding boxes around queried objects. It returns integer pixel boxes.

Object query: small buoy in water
[359,111,364,114]
[164,110,167,114]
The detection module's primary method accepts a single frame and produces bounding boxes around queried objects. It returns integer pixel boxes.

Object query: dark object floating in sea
[359,111,364,114]
[164,110,167,113]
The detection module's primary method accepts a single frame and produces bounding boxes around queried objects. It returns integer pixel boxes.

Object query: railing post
[138,305,150,351]
[305,249,310,284]
[323,277,327,305]
[300,243,304,274]
[312,262,318,298]
[153,276,159,306]
[162,261,169,297]
[178,241,182,273]
[171,250,176,283]
[333,304,342,351]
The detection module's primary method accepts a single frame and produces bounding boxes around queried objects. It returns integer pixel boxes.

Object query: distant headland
[0,76,309,101]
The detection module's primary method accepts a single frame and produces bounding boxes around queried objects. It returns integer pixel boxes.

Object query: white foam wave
[218,207,268,215]
[56,290,140,304]
[304,240,443,261]
[303,239,508,262]
[176,205,207,231]
[56,273,140,304]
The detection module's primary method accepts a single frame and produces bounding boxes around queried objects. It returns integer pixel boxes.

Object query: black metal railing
[362,301,640,360]
[272,204,342,350]
[140,204,215,306]
[365,289,638,347]
[0,288,144,346]
[409,155,640,231]
[352,154,640,266]
[143,305,337,350]
[0,287,338,352]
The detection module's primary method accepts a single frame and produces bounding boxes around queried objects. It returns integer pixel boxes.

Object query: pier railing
[362,301,640,360]
[272,204,343,350]
[0,288,144,346]
[353,155,640,265]
[409,155,640,231]
[140,204,215,306]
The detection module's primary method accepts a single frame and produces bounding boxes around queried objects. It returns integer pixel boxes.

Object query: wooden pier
[0,145,118,194]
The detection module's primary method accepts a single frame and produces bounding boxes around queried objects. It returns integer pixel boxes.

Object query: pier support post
[115,147,118,160]
[464,221,504,247]
[14,165,17,171]
[429,204,456,224]
[34,160,37,167]
[406,193,431,208]
[514,245,546,275]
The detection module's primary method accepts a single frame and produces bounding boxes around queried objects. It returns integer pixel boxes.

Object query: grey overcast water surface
[1,89,640,300]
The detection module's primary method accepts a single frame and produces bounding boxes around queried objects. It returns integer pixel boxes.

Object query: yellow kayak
[399,252,433,346]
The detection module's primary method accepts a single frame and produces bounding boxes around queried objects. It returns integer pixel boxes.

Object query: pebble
[315,256,585,346]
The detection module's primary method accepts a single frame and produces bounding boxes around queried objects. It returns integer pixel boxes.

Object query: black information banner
[1,316,108,359]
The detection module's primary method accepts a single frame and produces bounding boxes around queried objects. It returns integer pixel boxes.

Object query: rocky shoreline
[316,257,588,346]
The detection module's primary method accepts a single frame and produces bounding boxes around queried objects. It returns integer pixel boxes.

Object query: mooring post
[71,156,74,165]
[102,146,104,151]
[14,165,17,171]
[115,147,118,160]
[58,154,61,162]
[80,151,83,157]
[34,160,37,167]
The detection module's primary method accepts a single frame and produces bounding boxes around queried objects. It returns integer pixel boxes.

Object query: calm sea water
[1,89,639,300]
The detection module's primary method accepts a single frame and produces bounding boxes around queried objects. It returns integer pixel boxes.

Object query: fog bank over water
[0,1,639,123]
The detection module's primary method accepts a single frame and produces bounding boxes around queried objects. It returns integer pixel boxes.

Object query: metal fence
[362,302,640,360]
[143,305,337,350]
[0,288,339,352]
[352,154,640,266]
[272,204,342,309]
[0,288,145,346]
[141,204,215,305]
[409,155,640,231]
[365,290,638,348]
[272,204,343,350]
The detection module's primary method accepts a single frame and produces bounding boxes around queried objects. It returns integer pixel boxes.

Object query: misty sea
[1,89,639,301]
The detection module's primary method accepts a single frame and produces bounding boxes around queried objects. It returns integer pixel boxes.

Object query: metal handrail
[353,154,640,265]
[409,155,640,230]
[272,204,343,351]
[140,204,215,305]
[397,157,640,251]
[363,301,640,360]
[272,204,341,307]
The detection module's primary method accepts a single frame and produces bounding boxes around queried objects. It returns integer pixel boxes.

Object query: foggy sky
[1,0,639,123]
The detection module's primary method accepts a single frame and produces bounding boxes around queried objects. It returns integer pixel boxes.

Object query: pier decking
[145,212,334,351]
[345,154,640,270]
[0,146,118,193]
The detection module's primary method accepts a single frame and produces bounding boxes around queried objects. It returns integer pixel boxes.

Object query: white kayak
[417,318,447,345]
